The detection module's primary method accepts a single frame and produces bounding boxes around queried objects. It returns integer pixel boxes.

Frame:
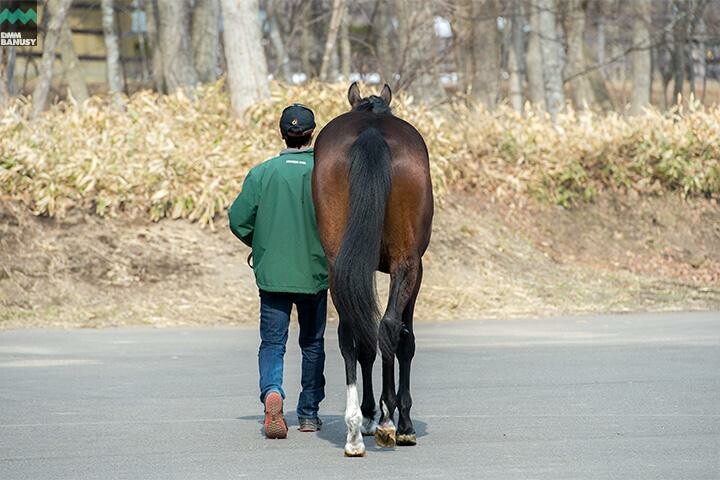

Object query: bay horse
[312,83,433,457]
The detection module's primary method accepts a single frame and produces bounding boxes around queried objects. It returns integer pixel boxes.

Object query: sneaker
[263,392,288,439]
[298,417,322,432]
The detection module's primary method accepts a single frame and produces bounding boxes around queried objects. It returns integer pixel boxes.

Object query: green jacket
[228,148,328,294]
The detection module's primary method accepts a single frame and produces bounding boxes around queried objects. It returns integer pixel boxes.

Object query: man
[228,104,328,439]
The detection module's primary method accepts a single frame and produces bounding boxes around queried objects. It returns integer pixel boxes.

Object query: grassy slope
[1,193,718,329]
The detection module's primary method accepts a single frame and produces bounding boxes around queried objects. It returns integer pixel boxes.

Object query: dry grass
[1,80,719,228]
[456,100,720,206]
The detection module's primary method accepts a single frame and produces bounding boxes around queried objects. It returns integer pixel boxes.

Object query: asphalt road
[1,311,719,479]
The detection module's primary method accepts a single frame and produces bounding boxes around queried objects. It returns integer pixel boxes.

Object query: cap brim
[283,128,315,137]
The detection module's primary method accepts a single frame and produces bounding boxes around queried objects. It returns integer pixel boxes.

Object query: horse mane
[352,95,392,115]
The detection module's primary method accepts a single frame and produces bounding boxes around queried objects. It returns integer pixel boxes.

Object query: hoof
[344,444,366,457]
[397,433,417,446]
[374,425,396,448]
[361,418,377,436]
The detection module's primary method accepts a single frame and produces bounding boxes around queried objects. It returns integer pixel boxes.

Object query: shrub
[1,81,718,227]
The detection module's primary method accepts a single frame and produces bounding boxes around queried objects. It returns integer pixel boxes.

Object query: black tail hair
[332,127,392,353]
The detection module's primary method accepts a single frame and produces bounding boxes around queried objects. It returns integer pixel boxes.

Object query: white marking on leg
[344,384,365,456]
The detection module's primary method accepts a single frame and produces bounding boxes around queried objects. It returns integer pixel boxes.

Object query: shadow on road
[236,413,428,452]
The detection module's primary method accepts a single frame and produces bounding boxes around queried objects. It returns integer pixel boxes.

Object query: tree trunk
[564,0,594,109]
[695,17,707,102]
[192,0,220,83]
[657,5,674,111]
[59,25,89,104]
[585,43,613,109]
[596,11,605,70]
[32,0,74,118]
[220,0,269,118]
[471,0,500,109]
[671,1,688,102]
[101,0,125,97]
[606,0,624,83]
[0,48,9,107]
[526,0,546,108]
[452,0,473,95]
[688,2,708,99]
[319,0,345,81]
[6,46,16,97]
[157,0,198,95]
[507,0,524,113]
[629,0,651,115]
[145,0,165,92]
[339,1,351,80]
[266,0,291,82]
[537,0,564,120]
[375,0,395,83]
[299,2,313,76]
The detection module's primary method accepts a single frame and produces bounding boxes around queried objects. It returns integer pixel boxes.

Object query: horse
[312,82,433,457]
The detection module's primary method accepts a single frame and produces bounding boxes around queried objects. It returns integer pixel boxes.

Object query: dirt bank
[1,193,718,329]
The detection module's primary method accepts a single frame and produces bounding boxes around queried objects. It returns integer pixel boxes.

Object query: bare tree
[691,16,707,101]
[265,0,291,82]
[299,2,314,76]
[687,0,709,98]
[454,0,474,95]
[192,0,221,83]
[629,0,652,114]
[59,26,89,104]
[604,0,624,83]
[375,0,396,83]
[595,0,606,69]
[671,0,689,101]
[537,0,564,119]
[101,0,125,98]
[394,0,445,101]
[221,0,269,118]
[564,0,595,109]
[157,0,198,94]
[453,0,500,107]
[526,0,546,108]
[507,0,525,112]
[6,46,16,97]
[319,0,345,81]
[0,48,10,107]
[339,1,351,80]
[32,0,74,118]
[472,0,501,109]
[145,0,165,92]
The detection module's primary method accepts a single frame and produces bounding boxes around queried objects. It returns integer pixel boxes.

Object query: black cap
[280,104,315,137]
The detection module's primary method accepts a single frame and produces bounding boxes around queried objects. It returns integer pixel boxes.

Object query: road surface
[1,311,719,479]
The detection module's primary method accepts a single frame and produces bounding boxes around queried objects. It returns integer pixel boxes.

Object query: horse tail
[332,127,391,354]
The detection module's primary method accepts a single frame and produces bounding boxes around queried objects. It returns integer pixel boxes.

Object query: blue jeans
[258,289,327,419]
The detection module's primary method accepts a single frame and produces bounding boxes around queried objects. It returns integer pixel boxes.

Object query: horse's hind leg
[396,261,422,446]
[376,259,420,448]
[338,320,365,457]
[358,347,378,436]
[376,353,397,448]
